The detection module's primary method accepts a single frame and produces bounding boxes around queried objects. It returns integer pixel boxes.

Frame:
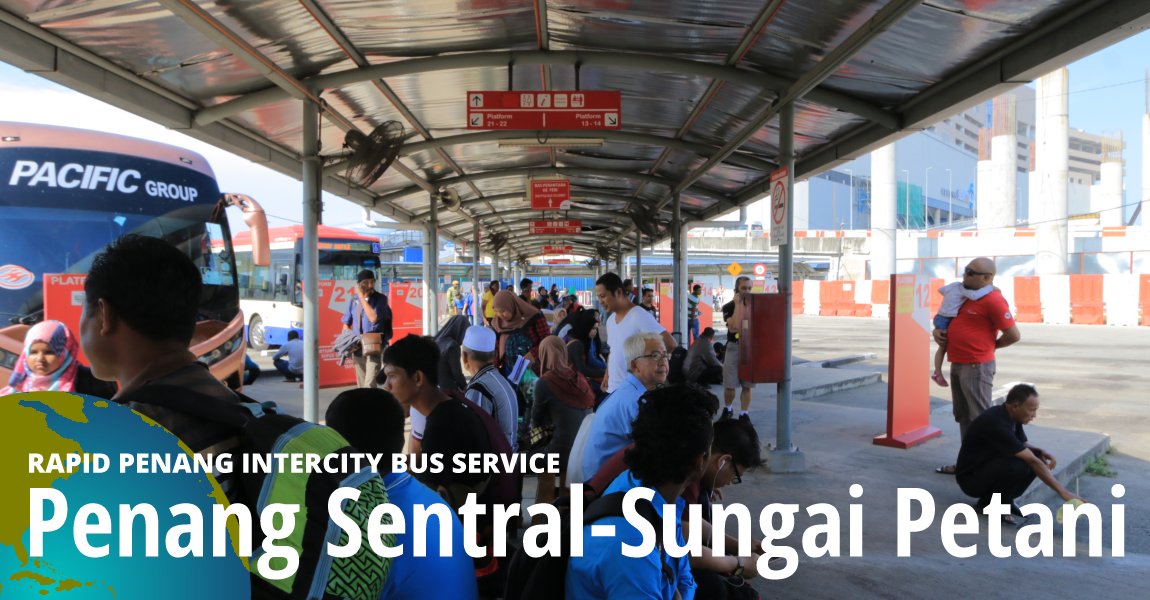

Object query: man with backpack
[79,235,395,599]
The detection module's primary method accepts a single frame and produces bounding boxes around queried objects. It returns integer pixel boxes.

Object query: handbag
[358,300,383,356]
[525,424,554,454]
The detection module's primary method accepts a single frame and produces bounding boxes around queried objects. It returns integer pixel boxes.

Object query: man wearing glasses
[934,257,1020,475]
[720,276,756,421]
[580,332,671,479]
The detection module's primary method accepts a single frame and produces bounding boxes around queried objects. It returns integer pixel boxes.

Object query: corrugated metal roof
[2,0,1147,259]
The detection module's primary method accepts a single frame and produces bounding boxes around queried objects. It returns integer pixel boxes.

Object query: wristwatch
[731,556,744,577]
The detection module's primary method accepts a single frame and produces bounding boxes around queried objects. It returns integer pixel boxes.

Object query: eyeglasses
[730,462,744,485]
[964,267,991,277]
[637,352,671,362]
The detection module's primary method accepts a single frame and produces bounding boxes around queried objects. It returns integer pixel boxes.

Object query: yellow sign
[726,262,743,277]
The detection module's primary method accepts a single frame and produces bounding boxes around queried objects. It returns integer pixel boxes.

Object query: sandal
[934,464,957,475]
[931,372,949,387]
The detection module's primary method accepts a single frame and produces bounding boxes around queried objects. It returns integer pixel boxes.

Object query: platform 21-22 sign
[466,91,621,130]
[529,220,582,235]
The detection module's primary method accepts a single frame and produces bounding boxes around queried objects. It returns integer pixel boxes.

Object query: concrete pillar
[985,96,1018,229]
[1099,160,1124,227]
[870,143,897,279]
[1036,67,1069,274]
[491,250,499,282]
[301,100,321,422]
[1143,112,1150,226]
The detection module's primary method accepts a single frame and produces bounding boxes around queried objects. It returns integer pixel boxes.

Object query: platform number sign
[770,166,788,246]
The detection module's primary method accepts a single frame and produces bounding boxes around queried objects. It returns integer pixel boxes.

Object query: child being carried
[931,281,995,387]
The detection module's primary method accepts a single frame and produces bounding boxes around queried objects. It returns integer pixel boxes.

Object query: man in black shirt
[956,383,1086,524]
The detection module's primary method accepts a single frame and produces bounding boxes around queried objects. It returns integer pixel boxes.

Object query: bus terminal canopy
[3,0,1149,259]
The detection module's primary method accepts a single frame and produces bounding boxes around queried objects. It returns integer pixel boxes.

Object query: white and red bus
[232,225,380,350]
[0,121,268,390]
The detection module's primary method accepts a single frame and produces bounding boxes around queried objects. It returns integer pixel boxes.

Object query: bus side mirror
[222,193,270,267]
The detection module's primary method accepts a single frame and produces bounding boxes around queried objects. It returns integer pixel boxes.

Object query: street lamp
[925,166,932,230]
[945,168,953,226]
[844,168,854,230]
[901,169,910,230]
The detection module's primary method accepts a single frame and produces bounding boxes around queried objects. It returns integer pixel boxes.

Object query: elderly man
[956,384,1085,525]
[580,332,670,480]
[935,257,1020,475]
[460,325,519,451]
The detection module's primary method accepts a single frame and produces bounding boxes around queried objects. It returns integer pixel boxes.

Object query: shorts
[933,314,953,330]
[722,341,755,390]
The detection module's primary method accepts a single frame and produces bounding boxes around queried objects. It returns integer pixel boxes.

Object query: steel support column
[473,222,482,324]
[771,102,805,472]
[301,100,321,423]
[672,194,685,344]
[635,230,643,289]
[425,195,440,335]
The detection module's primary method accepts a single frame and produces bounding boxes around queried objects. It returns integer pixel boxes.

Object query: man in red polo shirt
[934,257,1020,475]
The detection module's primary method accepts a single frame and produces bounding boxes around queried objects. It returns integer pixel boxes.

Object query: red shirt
[946,289,1015,364]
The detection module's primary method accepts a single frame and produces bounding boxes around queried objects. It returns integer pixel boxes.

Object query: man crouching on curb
[955,383,1087,525]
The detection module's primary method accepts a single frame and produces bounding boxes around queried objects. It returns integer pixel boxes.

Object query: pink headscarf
[1,320,81,395]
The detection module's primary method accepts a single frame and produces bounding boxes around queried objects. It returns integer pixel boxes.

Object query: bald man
[934,257,1020,475]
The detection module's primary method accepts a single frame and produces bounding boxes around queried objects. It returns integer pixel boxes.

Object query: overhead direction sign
[530,179,572,210]
[530,219,582,235]
[770,166,789,245]
[542,245,574,255]
[466,91,622,130]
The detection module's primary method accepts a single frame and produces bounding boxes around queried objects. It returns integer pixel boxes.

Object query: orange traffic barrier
[792,280,805,314]
[871,279,890,306]
[1069,274,1105,325]
[1012,276,1043,323]
[819,281,843,316]
[1140,274,1150,326]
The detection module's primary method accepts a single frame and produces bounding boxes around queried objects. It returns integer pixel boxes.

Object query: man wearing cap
[459,325,519,450]
[446,280,462,316]
[342,269,393,388]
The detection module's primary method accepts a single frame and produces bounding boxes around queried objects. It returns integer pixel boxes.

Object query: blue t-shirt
[581,373,647,479]
[379,472,478,600]
[566,470,696,600]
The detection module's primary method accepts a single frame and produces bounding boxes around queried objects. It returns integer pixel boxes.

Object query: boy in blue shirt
[567,385,715,599]
[325,388,479,600]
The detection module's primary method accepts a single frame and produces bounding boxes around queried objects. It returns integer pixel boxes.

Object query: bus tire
[248,315,268,351]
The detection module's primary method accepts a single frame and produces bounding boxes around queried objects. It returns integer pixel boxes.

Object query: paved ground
[243,316,1150,597]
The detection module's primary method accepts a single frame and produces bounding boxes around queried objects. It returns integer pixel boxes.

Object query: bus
[232,225,381,350]
[0,121,269,390]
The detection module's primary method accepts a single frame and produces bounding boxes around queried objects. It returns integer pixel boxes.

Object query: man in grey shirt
[684,327,722,385]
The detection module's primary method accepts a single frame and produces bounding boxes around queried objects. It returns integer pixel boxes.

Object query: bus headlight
[198,330,245,366]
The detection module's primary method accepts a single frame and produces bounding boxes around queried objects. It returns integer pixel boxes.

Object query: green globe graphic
[1,392,250,598]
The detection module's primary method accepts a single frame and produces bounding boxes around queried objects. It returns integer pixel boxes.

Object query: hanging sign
[530,219,582,235]
[542,245,573,255]
[467,91,622,130]
[530,179,572,210]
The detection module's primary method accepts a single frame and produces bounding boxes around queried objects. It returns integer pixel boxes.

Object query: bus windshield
[0,147,237,325]
[0,205,237,325]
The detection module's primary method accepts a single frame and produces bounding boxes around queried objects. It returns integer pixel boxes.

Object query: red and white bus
[0,121,268,390]
[232,225,380,350]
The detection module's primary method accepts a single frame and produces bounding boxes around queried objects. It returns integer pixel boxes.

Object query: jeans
[688,318,700,346]
[274,357,302,381]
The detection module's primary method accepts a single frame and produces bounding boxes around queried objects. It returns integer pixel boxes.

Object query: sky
[2,25,1149,233]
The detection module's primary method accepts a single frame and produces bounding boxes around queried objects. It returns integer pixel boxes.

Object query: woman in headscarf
[1,320,116,398]
[559,309,606,382]
[489,289,551,371]
[531,335,594,505]
[550,308,568,334]
[434,315,471,393]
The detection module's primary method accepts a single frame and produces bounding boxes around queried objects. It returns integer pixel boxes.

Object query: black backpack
[116,385,394,600]
[668,345,689,384]
[503,492,677,600]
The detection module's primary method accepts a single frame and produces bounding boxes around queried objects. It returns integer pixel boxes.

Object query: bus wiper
[7,308,44,326]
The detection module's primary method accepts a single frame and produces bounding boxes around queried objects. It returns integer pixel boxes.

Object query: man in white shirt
[595,272,676,393]
[272,329,304,382]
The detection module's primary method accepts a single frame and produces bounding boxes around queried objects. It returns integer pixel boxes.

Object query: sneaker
[719,407,734,421]
[738,413,751,424]
[283,376,297,383]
